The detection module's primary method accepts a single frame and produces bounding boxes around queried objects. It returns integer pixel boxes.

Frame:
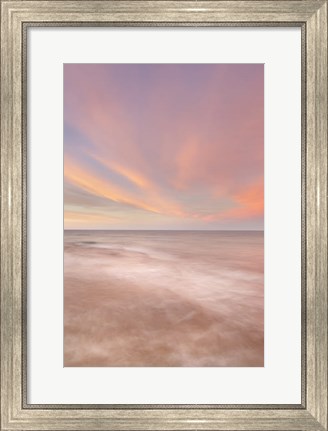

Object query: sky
[64,64,264,230]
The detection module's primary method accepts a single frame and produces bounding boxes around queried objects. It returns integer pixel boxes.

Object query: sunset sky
[64,64,263,230]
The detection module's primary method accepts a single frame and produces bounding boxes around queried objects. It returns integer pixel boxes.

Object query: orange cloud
[233,179,264,216]
[88,155,152,191]
[64,157,185,219]
[202,179,264,222]
[93,155,189,215]
[65,159,161,214]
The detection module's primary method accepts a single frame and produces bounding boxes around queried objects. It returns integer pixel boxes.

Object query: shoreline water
[64,230,264,367]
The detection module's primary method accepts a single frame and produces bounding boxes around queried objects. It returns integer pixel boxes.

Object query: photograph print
[64,64,264,367]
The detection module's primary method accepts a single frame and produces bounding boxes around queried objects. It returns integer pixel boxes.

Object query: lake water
[64,230,264,366]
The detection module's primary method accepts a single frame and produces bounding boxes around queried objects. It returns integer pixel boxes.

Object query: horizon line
[64,228,264,232]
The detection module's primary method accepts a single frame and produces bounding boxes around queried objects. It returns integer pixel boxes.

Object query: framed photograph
[63,62,265,368]
[1,1,327,430]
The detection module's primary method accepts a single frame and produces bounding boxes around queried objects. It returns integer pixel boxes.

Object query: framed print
[63,62,265,368]
[0,1,327,430]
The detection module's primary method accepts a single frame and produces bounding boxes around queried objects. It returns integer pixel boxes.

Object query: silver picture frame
[1,1,327,430]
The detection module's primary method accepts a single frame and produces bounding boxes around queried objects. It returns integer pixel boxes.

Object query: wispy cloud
[64,64,264,229]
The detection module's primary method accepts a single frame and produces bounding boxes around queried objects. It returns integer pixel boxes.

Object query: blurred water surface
[64,230,264,367]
